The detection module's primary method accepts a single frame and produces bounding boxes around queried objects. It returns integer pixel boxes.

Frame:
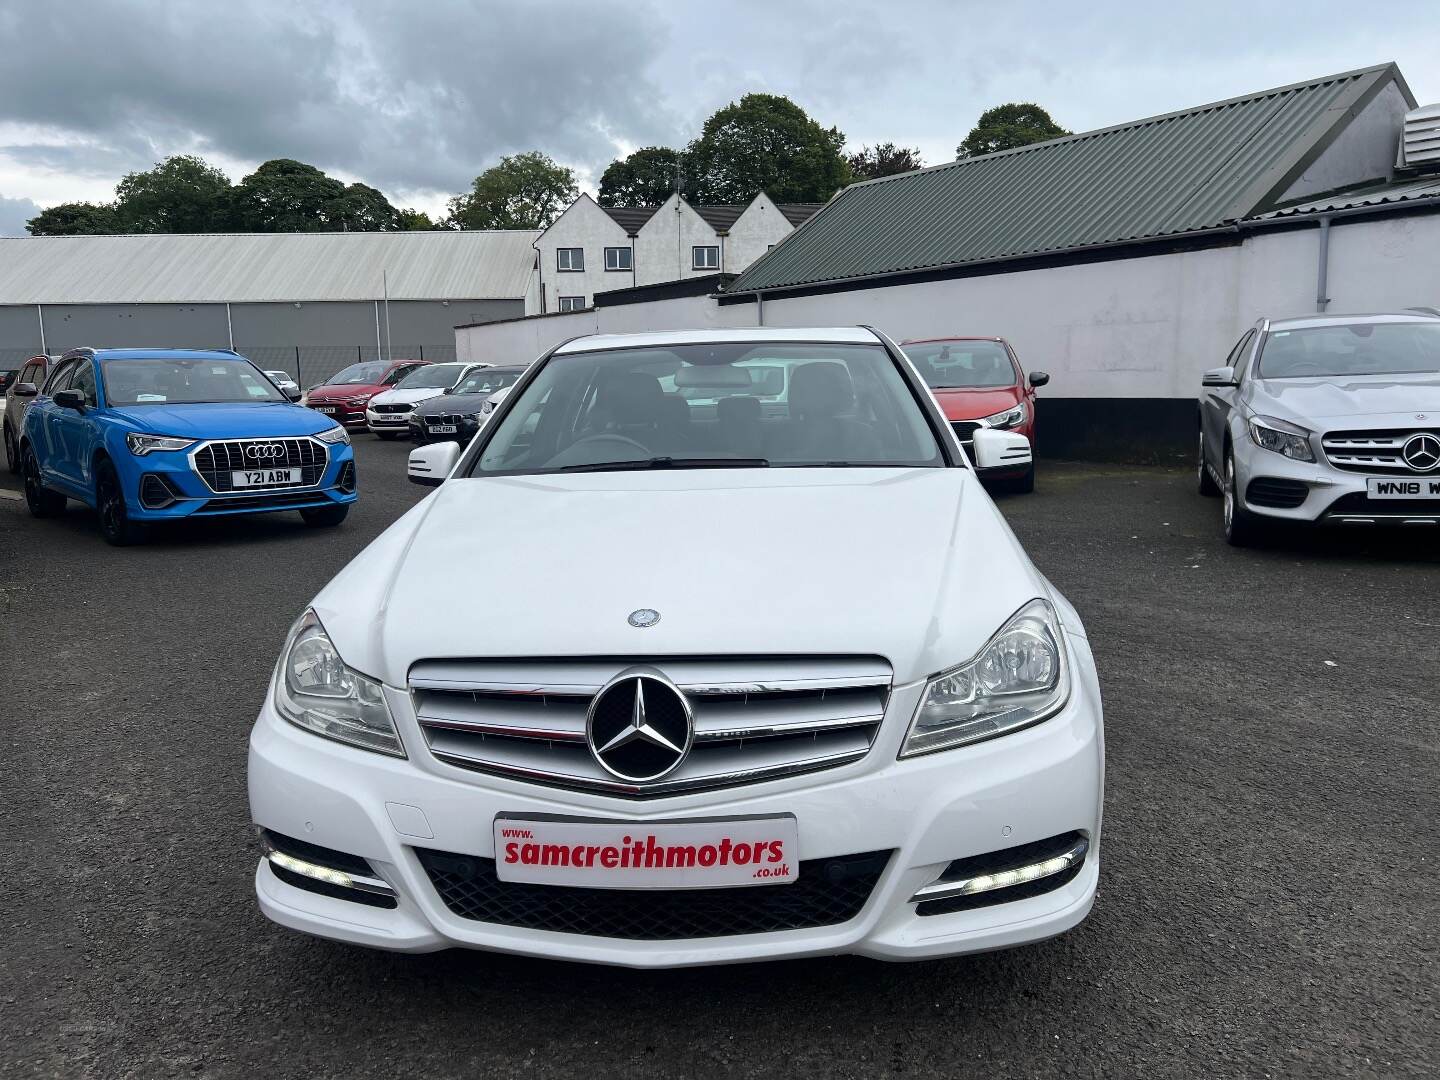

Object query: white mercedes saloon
[248,327,1105,967]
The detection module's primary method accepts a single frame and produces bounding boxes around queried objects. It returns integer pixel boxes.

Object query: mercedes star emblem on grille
[244,443,287,460]
[628,608,661,628]
[1401,432,1440,472]
[586,671,693,782]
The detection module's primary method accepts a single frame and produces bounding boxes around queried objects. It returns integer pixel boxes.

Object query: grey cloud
[0,193,42,236]
[0,0,686,198]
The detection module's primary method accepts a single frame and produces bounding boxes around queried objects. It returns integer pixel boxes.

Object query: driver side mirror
[1028,371,1050,388]
[442,386,454,395]
[971,428,1032,471]
[408,441,461,487]
[53,388,86,412]
[12,382,37,398]
[1202,366,1237,387]
[283,387,302,402]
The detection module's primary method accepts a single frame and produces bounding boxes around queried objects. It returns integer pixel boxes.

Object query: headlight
[125,432,195,456]
[347,396,369,406]
[901,598,1068,757]
[315,425,350,445]
[981,403,1027,429]
[1248,415,1314,462]
[273,610,404,756]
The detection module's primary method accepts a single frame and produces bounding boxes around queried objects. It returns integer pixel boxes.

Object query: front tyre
[96,461,146,546]
[1223,450,1263,547]
[22,447,66,518]
[1197,431,1219,496]
[1010,461,1035,494]
[300,504,349,528]
[4,422,19,474]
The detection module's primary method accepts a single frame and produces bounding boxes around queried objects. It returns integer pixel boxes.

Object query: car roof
[1264,312,1440,332]
[84,348,248,362]
[554,327,881,355]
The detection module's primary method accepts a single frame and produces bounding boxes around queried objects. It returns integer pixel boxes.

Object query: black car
[408,365,525,443]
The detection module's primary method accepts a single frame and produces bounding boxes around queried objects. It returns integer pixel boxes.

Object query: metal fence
[0,344,459,390]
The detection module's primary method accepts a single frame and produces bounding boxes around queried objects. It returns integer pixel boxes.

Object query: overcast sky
[2,0,1437,236]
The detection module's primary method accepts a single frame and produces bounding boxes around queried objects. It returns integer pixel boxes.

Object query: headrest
[717,394,760,422]
[597,371,664,425]
[789,362,854,419]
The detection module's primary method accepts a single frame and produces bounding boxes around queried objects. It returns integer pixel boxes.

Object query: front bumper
[248,630,1104,967]
[408,415,480,444]
[309,402,369,428]
[1233,441,1440,526]
[119,443,357,521]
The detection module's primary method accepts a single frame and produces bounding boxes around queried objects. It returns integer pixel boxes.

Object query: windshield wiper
[555,456,770,473]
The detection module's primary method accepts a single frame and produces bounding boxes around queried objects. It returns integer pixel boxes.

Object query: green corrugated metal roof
[730,64,1407,294]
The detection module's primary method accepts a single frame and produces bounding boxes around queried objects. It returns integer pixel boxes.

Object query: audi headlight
[901,599,1068,757]
[981,403,1027,429]
[1248,415,1314,462]
[125,432,195,456]
[315,425,350,445]
[273,610,404,756]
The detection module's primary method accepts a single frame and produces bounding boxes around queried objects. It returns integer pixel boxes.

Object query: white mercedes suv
[248,327,1104,967]
[1199,311,1440,545]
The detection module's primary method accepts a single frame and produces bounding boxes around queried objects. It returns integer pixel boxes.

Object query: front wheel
[1010,462,1035,494]
[3,422,19,475]
[96,461,146,546]
[1197,431,1220,496]
[301,503,350,528]
[1223,451,1263,547]
[22,447,66,518]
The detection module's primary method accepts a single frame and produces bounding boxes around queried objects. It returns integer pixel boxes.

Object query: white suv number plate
[493,815,798,889]
[232,468,298,487]
[1367,477,1440,499]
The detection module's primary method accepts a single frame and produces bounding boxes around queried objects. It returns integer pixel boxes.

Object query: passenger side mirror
[971,428,1032,471]
[1028,371,1050,388]
[408,441,461,487]
[12,382,37,398]
[53,388,85,412]
[1202,366,1237,387]
[283,387,302,402]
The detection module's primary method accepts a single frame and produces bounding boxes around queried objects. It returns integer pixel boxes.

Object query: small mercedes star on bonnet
[247,326,1104,967]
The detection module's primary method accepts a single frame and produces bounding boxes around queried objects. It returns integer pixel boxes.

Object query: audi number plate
[1367,477,1440,499]
[429,424,457,434]
[493,815,799,890]
[231,468,298,487]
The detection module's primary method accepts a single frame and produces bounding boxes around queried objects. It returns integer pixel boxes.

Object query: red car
[902,337,1048,492]
[304,358,430,429]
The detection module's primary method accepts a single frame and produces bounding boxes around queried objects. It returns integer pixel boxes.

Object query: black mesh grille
[1324,491,1440,517]
[192,438,326,492]
[338,461,357,493]
[139,473,179,509]
[1246,477,1309,509]
[373,403,411,414]
[199,492,333,513]
[951,421,981,443]
[416,848,892,940]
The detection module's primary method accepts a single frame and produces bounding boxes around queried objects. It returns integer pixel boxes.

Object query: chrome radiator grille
[1321,428,1440,473]
[409,657,892,797]
[191,438,327,493]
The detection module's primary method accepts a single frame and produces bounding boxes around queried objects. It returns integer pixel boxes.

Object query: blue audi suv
[18,347,357,545]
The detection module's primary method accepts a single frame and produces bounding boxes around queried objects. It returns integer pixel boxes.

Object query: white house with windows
[529,192,821,314]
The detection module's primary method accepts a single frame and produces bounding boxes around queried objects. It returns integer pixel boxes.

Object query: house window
[604,246,632,272]
[557,247,584,272]
[558,295,585,312]
[692,245,720,270]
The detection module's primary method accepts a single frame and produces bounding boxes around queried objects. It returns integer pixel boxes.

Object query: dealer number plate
[1367,477,1440,499]
[493,815,798,889]
[231,468,298,487]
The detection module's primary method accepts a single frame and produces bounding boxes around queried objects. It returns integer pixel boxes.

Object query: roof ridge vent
[1398,103,1440,173]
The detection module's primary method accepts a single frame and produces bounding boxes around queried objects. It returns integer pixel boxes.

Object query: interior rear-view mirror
[408,441,461,487]
[675,365,751,390]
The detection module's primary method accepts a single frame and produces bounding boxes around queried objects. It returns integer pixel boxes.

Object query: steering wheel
[545,433,650,468]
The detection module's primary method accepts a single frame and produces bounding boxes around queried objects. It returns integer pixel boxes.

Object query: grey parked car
[1198,311,1440,544]
[4,354,60,474]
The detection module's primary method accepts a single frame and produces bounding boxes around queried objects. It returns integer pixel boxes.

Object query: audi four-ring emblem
[244,443,287,461]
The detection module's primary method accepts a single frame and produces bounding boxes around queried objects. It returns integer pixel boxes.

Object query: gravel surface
[2,443,1435,1079]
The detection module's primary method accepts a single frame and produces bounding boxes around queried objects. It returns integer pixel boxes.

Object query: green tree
[230,159,348,231]
[114,155,232,232]
[447,151,578,229]
[26,202,122,235]
[598,147,684,207]
[686,94,850,204]
[329,182,401,231]
[847,142,924,181]
[956,104,1069,159]
[396,208,438,230]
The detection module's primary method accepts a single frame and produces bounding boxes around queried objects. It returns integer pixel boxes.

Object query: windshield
[325,362,388,385]
[101,358,285,406]
[1259,322,1440,378]
[396,363,467,389]
[453,368,523,395]
[905,340,1017,389]
[471,342,944,475]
